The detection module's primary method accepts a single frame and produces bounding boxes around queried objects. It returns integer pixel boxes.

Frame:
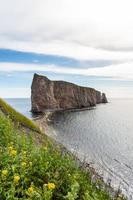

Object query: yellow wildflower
[21,162,26,168]
[14,175,20,184]
[2,169,8,176]
[28,186,34,194]
[8,146,13,151]
[10,149,17,156]
[47,183,56,190]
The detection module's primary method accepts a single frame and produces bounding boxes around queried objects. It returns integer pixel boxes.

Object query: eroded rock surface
[31,74,107,113]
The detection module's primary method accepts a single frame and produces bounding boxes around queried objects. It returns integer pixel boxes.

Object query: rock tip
[102,93,108,103]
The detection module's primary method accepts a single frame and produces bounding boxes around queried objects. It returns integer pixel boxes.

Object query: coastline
[34,110,125,199]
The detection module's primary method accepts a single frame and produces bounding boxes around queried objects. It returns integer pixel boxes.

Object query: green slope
[0,98,41,133]
[0,99,125,200]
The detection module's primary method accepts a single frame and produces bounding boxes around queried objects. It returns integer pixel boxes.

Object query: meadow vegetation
[0,98,40,133]
[0,100,126,200]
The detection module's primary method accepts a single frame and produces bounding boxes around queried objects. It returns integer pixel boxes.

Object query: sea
[5,98,133,199]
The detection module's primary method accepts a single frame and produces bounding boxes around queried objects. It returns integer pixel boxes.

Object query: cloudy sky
[0,0,133,98]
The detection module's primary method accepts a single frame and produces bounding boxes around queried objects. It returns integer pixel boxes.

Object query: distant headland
[31,73,108,113]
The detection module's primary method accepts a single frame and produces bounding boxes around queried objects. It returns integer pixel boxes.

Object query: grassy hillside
[0,99,125,200]
[0,98,41,133]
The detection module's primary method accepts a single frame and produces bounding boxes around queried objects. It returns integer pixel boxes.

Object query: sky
[0,0,133,98]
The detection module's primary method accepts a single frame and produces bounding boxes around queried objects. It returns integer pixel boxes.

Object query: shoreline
[34,111,125,199]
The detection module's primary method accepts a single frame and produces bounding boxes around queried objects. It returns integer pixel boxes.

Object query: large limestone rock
[31,74,107,113]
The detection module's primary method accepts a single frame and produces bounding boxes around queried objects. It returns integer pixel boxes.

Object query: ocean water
[5,98,32,118]
[5,98,133,198]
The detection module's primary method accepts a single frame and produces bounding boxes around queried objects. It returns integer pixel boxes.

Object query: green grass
[0,101,126,199]
[0,98,41,133]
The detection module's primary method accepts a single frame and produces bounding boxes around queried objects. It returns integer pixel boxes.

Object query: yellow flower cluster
[28,186,34,194]
[8,146,13,151]
[14,175,20,184]
[10,149,17,156]
[8,146,17,156]
[2,169,8,176]
[21,162,26,168]
[47,183,56,190]
[5,145,56,196]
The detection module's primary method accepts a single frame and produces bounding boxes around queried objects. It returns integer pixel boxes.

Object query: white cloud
[0,0,133,98]
[1,0,133,60]
[0,62,133,81]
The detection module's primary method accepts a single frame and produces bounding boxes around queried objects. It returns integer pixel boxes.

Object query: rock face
[31,74,108,113]
[101,93,108,103]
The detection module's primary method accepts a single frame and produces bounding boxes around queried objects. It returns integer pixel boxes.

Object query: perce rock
[31,74,108,113]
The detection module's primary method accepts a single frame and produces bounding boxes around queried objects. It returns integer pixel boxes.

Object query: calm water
[5,98,32,118]
[5,98,133,198]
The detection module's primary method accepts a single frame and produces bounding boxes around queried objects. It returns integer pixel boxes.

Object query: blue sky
[0,0,133,98]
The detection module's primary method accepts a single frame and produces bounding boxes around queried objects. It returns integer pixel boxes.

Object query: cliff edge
[31,73,108,113]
